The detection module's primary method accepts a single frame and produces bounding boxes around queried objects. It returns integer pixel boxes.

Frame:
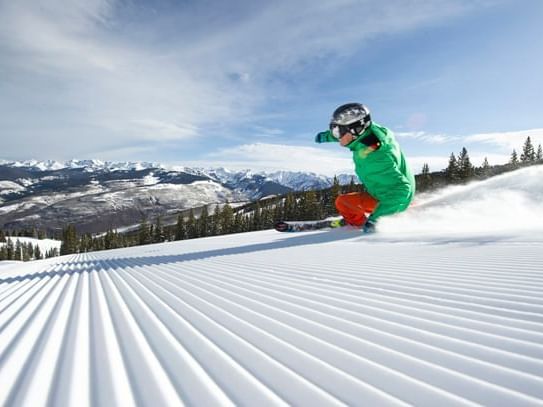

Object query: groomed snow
[1,166,543,406]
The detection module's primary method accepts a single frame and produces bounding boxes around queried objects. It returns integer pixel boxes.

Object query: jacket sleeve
[364,151,413,221]
[315,130,338,143]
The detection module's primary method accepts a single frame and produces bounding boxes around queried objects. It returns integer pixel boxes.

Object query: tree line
[57,177,362,255]
[417,136,542,191]
[0,238,59,261]
[0,228,51,241]
[0,227,60,260]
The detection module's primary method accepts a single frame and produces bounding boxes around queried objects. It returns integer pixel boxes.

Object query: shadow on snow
[0,229,358,284]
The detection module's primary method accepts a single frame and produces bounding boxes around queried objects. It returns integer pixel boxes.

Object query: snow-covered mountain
[0,159,163,172]
[1,166,542,405]
[0,160,350,233]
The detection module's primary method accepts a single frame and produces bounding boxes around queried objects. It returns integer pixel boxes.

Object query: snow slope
[1,167,543,406]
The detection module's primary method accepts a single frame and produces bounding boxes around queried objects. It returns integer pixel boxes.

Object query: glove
[362,219,377,234]
[315,130,331,143]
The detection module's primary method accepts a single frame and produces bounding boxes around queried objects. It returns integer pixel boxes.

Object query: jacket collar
[346,126,373,151]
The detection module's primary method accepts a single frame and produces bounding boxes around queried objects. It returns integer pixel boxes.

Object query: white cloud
[190,143,354,174]
[128,120,198,141]
[465,128,543,152]
[251,126,285,137]
[408,155,451,173]
[396,131,459,145]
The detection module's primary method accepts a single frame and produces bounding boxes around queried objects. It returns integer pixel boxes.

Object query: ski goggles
[330,124,351,140]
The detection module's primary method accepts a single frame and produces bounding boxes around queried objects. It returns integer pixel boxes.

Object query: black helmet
[329,103,371,139]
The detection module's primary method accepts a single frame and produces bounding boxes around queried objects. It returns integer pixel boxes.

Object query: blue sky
[1,0,542,175]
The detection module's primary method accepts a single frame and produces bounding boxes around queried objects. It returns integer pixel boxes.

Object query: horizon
[1,1,542,174]
[4,146,540,177]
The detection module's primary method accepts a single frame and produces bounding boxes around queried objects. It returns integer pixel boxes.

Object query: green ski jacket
[316,123,415,220]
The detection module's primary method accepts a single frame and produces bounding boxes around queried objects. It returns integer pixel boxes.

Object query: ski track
[1,230,543,406]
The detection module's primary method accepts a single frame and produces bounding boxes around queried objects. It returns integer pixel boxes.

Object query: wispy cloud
[189,143,353,174]
[465,128,543,152]
[396,131,459,145]
[0,0,497,160]
[251,126,286,137]
[127,120,198,141]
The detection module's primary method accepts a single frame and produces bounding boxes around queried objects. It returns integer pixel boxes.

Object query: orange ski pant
[335,192,379,226]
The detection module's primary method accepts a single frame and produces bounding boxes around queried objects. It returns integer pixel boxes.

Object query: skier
[315,103,415,232]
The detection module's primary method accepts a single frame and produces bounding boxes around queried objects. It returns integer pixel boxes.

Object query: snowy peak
[2,159,65,171]
[0,159,164,173]
[265,170,331,191]
[0,159,345,185]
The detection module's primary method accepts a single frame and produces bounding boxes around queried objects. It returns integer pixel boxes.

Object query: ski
[274,217,346,232]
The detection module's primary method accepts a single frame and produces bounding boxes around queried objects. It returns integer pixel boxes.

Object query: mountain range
[0,160,354,234]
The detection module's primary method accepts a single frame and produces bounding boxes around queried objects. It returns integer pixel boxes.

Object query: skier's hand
[315,131,330,143]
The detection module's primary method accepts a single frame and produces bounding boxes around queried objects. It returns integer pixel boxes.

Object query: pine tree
[81,234,93,252]
[348,176,356,193]
[261,204,275,229]
[273,200,284,223]
[138,218,152,245]
[0,245,7,260]
[104,230,113,249]
[22,242,31,261]
[220,204,234,234]
[457,147,474,180]
[153,216,165,243]
[210,205,220,236]
[46,248,59,258]
[536,144,542,161]
[60,225,78,255]
[175,214,186,240]
[520,136,536,162]
[14,239,22,261]
[422,163,430,175]
[480,157,491,177]
[325,176,341,216]
[186,209,197,238]
[0,230,5,242]
[34,244,42,260]
[445,153,460,182]
[510,149,519,167]
[298,190,321,220]
[233,211,244,233]
[251,203,262,231]
[419,163,432,190]
[283,193,296,220]
[198,206,209,237]
[6,239,14,260]
[105,232,113,250]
